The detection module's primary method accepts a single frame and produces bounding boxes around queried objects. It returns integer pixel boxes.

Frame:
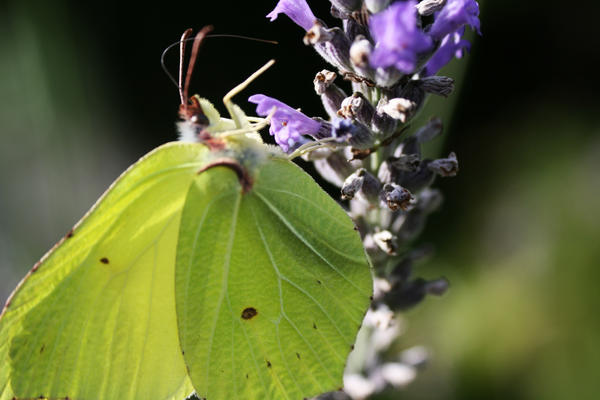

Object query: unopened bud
[394,136,421,157]
[379,98,416,123]
[314,70,348,119]
[385,276,448,310]
[428,152,459,177]
[312,27,352,71]
[374,67,403,87]
[381,183,414,211]
[344,18,370,42]
[391,154,421,172]
[400,160,435,192]
[373,230,397,255]
[416,0,447,16]
[350,37,373,69]
[314,70,337,94]
[415,118,443,143]
[425,277,450,296]
[419,75,455,97]
[371,105,398,136]
[333,118,375,150]
[360,169,382,203]
[341,169,365,200]
[329,0,362,13]
[313,151,357,187]
[304,21,334,45]
[366,0,391,14]
[338,92,375,124]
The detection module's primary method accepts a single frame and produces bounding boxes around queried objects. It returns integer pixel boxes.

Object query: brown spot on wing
[241,307,258,320]
[100,257,109,264]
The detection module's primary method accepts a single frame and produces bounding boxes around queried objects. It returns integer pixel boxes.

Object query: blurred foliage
[1,1,599,399]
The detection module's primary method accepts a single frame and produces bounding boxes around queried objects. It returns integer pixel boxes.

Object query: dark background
[1,1,599,399]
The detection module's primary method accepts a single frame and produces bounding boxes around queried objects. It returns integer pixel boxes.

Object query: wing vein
[254,192,369,297]
[252,207,332,390]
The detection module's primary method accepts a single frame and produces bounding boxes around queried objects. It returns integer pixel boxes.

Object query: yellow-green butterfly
[0,27,372,400]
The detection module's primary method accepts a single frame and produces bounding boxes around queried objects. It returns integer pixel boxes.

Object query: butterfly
[0,27,372,400]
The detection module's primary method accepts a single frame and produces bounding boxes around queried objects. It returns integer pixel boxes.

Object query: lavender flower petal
[429,0,481,40]
[368,1,433,74]
[267,0,316,31]
[248,94,321,152]
[424,28,471,76]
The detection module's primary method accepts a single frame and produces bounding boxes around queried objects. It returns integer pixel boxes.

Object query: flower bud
[399,160,435,192]
[350,36,373,69]
[314,70,348,119]
[425,277,450,296]
[365,0,391,14]
[396,80,426,113]
[303,20,334,45]
[379,98,416,123]
[416,0,447,16]
[380,183,414,211]
[371,102,398,136]
[428,152,459,177]
[313,69,337,94]
[394,136,421,157]
[341,168,365,200]
[384,277,448,310]
[361,169,383,203]
[329,0,362,14]
[373,230,397,255]
[419,75,455,97]
[333,118,376,149]
[338,92,375,125]
[391,154,421,172]
[313,151,358,187]
[311,25,353,71]
[415,118,443,143]
[344,18,370,42]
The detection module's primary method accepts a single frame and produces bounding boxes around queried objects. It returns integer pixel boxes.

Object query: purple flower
[267,0,316,31]
[424,28,471,76]
[248,94,321,152]
[429,0,481,40]
[369,1,433,74]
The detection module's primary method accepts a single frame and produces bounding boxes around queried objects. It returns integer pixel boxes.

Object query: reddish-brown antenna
[177,26,213,125]
[178,28,193,105]
[180,26,213,108]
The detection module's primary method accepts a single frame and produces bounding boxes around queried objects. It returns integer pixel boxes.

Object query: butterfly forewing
[0,143,208,400]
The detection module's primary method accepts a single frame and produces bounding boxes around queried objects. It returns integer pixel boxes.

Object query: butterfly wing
[176,157,373,399]
[0,142,208,400]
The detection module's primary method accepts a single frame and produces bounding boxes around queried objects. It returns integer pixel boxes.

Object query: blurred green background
[1,1,599,399]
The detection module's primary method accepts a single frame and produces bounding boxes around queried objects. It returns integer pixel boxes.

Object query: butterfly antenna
[177,28,193,105]
[182,26,213,107]
[161,32,277,99]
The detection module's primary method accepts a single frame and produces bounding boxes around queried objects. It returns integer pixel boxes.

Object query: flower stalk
[252,0,481,398]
